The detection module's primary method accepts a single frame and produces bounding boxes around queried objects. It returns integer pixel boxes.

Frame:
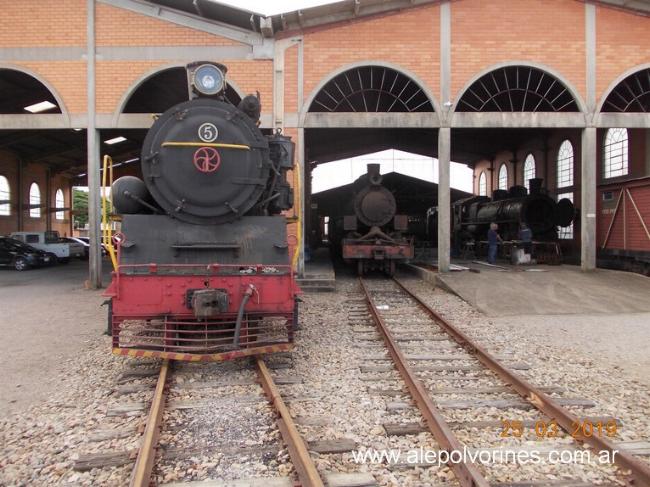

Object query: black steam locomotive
[428,178,575,253]
[333,164,414,275]
[105,62,300,362]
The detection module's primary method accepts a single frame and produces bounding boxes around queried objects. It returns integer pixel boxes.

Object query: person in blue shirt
[518,222,533,256]
[487,222,502,264]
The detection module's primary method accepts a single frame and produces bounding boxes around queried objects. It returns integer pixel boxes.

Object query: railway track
[126,357,324,487]
[357,275,650,486]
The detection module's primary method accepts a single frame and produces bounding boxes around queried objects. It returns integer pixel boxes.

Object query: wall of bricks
[450,0,586,104]
[595,5,650,104]
[2,1,648,120]
[0,0,86,47]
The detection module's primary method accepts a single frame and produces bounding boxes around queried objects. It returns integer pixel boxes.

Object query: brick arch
[452,61,587,114]
[597,63,650,113]
[299,61,440,126]
[0,63,71,124]
[112,62,246,125]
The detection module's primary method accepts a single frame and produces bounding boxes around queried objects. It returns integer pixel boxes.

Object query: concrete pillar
[87,0,102,288]
[581,127,597,271]
[438,127,451,272]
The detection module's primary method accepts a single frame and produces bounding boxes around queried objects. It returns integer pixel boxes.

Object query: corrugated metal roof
[589,0,650,16]
[145,0,650,36]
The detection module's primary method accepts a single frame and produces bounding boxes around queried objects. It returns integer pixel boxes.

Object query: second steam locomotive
[428,177,575,258]
[338,164,414,275]
[105,62,299,362]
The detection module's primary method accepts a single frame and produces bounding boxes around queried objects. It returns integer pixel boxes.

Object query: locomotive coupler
[189,289,229,318]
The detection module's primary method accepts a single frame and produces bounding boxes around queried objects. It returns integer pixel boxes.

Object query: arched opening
[0,68,62,114]
[557,140,574,189]
[301,64,461,274]
[29,182,41,218]
[601,68,650,112]
[498,164,508,190]
[556,140,574,240]
[308,65,434,113]
[0,175,10,215]
[123,66,242,114]
[523,153,535,190]
[603,128,629,178]
[478,171,487,196]
[55,188,65,220]
[457,65,579,112]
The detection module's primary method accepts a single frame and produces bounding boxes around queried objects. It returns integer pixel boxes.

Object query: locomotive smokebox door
[191,289,229,318]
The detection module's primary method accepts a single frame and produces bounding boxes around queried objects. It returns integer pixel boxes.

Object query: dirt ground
[0,260,108,417]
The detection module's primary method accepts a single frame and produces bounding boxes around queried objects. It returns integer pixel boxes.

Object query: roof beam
[304,112,439,128]
[275,0,438,32]
[97,0,265,45]
[451,112,586,128]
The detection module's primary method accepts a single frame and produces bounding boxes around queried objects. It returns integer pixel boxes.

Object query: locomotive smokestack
[367,163,382,186]
[238,91,261,122]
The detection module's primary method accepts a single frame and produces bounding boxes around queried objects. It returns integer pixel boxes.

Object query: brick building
[0,0,648,285]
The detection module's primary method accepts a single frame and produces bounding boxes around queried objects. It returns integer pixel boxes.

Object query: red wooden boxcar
[598,176,650,274]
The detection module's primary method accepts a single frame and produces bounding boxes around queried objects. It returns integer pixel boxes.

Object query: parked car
[10,231,85,263]
[73,236,108,256]
[64,237,89,259]
[0,237,53,270]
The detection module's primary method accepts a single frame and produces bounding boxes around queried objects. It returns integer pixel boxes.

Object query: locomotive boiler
[105,62,299,362]
[340,164,414,275]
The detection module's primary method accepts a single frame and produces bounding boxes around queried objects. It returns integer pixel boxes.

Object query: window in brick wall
[0,175,9,216]
[478,171,487,196]
[523,154,535,191]
[557,192,574,239]
[55,189,65,220]
[557,140,573,188]
[498,164,508,190]
[29,182,41,218]
[603,128,628,179]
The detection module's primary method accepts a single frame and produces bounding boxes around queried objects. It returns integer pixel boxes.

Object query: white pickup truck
[10,231,85,263]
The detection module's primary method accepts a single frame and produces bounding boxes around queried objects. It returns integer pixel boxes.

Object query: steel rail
[359,278,490,487]
[255,357,325,487]
[392,277,650,487]
[129,359,170,487]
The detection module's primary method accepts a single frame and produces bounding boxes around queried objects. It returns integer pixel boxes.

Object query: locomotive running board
[112,343,294,362]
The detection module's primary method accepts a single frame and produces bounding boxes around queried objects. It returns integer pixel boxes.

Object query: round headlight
[193,64,225,96]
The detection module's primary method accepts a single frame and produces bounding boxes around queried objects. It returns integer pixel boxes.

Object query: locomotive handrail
[161,141,250,150]
[101,155,118,270]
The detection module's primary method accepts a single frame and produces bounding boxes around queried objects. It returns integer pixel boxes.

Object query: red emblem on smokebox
[193,147,221,173]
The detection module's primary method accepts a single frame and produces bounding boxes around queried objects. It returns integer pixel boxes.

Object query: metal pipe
[234,284,255,347]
